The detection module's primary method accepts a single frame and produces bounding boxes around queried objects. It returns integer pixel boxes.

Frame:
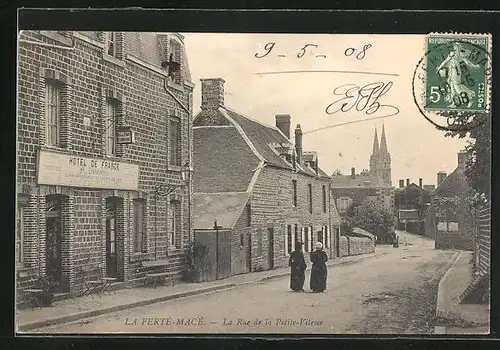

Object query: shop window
[133,199,147,253]
[169,200,181,248]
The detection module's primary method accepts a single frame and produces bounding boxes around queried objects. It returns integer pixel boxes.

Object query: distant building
[192,78,341,280]
[394,179,432,234]
[425,152,474,250]
[331,127,394,220]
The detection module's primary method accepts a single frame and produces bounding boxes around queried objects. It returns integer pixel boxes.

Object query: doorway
[105,197,119,279]
[267,227,274,270]
[46,195,63,292]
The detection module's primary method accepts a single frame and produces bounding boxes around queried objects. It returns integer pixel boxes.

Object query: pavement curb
[18,283,236,332]
[434,251,461,329]
[18,251,385,332]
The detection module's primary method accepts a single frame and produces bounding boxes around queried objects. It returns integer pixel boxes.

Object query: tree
[437,112,491,198]
[332,169,343,176]
[347,198,395,242]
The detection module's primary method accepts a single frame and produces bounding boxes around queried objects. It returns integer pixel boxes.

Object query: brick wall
[231,208,251,275]
[17,31,193,296]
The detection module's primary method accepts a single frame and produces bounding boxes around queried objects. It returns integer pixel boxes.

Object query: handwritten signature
[325,82,400,118]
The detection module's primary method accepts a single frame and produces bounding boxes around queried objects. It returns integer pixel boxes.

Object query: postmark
[412,33,492,132]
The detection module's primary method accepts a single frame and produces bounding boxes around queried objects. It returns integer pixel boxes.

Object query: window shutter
[284,226,288,256]
[301,227,305,250]
[308,227,312,252]
[326,226,330,248]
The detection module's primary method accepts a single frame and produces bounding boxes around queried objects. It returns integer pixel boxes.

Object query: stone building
[16,31,194,297]
[192,78,341,277]
[331,127,394,219]
[425,152,474,250]
[393,179,432,234]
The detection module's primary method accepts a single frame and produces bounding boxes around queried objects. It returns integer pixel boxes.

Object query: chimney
[458,151,468,168]
[275,114,291,139]
[406,178,410,187]
[419,178,423,188]
[295,124,303,164]
[201,78,225,110]
[399,180,404,188]
[437,172,447,186]
[350,167,356,179]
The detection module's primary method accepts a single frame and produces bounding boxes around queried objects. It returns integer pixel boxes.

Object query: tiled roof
[330,174,387,188]
[434,166,470,196]
[224,108,292,169]
[193,192,250,230]
[193,126,260,193]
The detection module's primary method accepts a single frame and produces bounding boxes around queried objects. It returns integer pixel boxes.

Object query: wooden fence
[475,201,491,277]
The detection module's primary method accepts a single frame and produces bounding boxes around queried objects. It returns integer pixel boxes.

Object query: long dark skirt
[290,266,305,291]
[310,264,327,292]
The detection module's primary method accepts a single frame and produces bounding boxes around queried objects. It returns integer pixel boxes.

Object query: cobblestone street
[34,232,455,334]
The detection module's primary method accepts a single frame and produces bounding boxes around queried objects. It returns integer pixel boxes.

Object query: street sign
[117,126,135,144]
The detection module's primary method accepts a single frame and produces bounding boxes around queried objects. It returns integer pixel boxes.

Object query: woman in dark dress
[310,242,328,293]
[288,242,307,292]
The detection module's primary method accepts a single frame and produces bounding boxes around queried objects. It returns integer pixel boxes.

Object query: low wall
[348,236,375,255]
[339,236,349,257]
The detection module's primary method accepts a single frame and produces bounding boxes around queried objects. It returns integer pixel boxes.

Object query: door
[216,230,231,279]
[267,228,274,270]
[106,198,118,278]
[247,233,252,272]
[46,196,62,292]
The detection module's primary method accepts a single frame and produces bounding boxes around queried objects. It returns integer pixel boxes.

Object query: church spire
[379,124,388,154]
[372,128,379,155]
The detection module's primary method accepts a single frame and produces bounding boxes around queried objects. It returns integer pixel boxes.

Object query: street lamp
[154,162,191,197]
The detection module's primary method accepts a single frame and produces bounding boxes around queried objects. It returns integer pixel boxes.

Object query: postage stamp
[424,34,490,112]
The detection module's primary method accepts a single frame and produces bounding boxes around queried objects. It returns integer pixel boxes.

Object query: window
[169,39,182,84]
[240,233,244,247]
[169,200,181,248]
[245,204,251,227]
[107,32,116,57]
[133,199,146,253]
[318,229,324,246]
[169,117,181,166]
[325,226,330,248]
[286,225,292,255]
[337,197,352,211]
[105,99,118,156]
[322,185,327,213]
[45,81,61,146]
[294,224,298,250]
[292,180,297,207]
[300,227,305,251]
[308,184,313,213]
[16,205,25,266]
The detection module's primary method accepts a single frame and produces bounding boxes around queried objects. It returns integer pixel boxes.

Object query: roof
[434,165,470,196]
[193,192,250,230]
[193,126,260,193]
[330,173,387,188]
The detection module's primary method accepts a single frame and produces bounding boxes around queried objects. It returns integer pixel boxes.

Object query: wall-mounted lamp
[154,162,191,197]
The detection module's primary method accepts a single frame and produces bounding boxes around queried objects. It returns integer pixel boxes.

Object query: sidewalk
[17,251,386,332]
[434,251,490,335]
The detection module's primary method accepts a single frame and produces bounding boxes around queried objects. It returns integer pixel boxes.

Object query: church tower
[377,125,392,186]
[369,125,392,186]
[369,128,379,176]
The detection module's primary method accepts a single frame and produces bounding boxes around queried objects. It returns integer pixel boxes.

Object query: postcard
[16,30,491,335]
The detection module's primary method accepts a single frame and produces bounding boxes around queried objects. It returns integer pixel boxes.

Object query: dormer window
[169,39,182,85]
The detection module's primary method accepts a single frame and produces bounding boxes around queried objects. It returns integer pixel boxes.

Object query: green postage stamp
[425,34,490,112]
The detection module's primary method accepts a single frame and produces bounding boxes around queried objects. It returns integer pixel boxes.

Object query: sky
[182,33,469,188]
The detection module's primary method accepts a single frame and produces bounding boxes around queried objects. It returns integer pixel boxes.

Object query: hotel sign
[117,126,135,145]
[37,150,139,190]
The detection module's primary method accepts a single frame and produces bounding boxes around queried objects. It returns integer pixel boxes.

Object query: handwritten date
[255,42,372,60]
[325,82,400,117]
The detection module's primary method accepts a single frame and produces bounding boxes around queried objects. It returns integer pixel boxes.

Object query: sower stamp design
[425,35,490,112]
